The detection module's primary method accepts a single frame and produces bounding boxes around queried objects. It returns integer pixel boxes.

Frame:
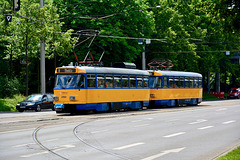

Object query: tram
[54,65,150,113]
[149,70,202,106]
[53,65,202,113]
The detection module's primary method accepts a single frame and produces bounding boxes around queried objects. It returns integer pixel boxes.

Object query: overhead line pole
[40,0,45,94]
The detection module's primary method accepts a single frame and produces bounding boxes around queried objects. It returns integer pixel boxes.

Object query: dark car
[16,94,54,112]
[227,88,240,99]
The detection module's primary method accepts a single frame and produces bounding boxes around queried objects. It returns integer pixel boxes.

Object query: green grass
[217,146,240,160]
[0,95,26,112]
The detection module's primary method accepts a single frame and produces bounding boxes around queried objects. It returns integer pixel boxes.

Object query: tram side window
[106,75,113,88]
[153,77,161,88]
[137,76,143,88]
[190,78,194,88]
[77,75,85,88]
[144,76,149,88]
[185,77,189,88]
[97,74,105,88]
[114,75,121,88]
[194,78,198,88]
[199,78,202,88]
[130,75,136,88]
[87,74,96,88]
[180,77,184,88]
[174,77,179,88]
[122,75,129,88]
[169,77,174,88]
[163,77,168,88]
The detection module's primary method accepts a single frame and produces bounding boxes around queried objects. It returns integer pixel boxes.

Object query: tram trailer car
[149,70,203,107]
[53,66,150,113]
[53,66,203,113]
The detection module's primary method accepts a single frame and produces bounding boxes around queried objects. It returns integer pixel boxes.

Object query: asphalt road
[0,100,239,160]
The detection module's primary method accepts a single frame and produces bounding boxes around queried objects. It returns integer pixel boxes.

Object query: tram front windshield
[55,74,85,89]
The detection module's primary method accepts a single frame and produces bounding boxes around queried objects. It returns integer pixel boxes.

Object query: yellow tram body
[54,66,150,113]
[53,65,203,113]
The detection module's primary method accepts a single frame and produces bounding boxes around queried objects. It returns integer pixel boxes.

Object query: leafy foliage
[0,0,239,96]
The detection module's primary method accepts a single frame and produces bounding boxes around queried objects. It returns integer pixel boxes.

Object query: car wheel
[35,105,41,112]
[18,109,24,112]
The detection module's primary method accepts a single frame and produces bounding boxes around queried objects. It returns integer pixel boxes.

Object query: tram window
[174,77,179,88]
[199,78,202,88]
[137,76,143,88]
[97,74,105,88]
[122,75,129,88]
[87,74,96,88]
[106,75,113,88]
[185,77,189,88]
[130,76,136,88]
[154,77,161,88]
[194,78,198,88]
[190,78,194,88]
[169,77,174,88]
[114,75,121,88]
[77,74,85,88]
[163,77,168,88]
[180,77,184,88]
[144,76,149,88]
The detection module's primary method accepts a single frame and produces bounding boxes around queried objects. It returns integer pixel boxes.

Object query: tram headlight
[53,96,59,101]
[70,96,75,101]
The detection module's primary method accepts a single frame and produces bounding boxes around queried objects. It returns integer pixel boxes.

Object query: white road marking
[113,142,144,150]
[13,138,59,148]
[131,118,153,123]
[0,128,36,134]
[141,147,185,160]
[163,132,186,138]
[91,129,109,134]
[145,118,154,120]
[222,120,236,124]
[216,108,227,111]
[131,120,143,123]
[189,119,207,125]
[168,119,180,122]
[21,151,48,157]
[134,124,150,128]
[21,144,75,158]
[198,126,214,130]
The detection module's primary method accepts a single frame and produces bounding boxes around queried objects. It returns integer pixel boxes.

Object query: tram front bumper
[55,104,64,112]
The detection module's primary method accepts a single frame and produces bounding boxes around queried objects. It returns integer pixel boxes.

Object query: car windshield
[229,89,238,93]
[55,74,85,89]
[25,95,42,102]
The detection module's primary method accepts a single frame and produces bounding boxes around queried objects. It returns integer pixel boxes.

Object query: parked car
[16,94,54,112]
[227,88,240,99]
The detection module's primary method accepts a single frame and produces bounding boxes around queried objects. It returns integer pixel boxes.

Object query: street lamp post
[40,0,45,94]
[139,39,151,70]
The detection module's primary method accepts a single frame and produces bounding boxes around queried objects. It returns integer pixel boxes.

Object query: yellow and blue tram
[149,70,202,106]
[53,65,202,113]
[54,66,150,113]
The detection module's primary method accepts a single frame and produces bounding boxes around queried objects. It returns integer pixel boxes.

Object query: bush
[0,76,23,98]
[0,95,26,112]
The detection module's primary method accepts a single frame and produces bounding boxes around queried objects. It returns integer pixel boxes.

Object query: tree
[53,0,156,67]
[0,0,74,95]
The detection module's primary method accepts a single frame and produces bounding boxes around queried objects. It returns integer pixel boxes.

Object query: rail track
[33,121,131,160]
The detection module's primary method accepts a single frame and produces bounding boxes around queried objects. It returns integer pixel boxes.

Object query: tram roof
[78,66,149,76]
[151,70,202,78]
